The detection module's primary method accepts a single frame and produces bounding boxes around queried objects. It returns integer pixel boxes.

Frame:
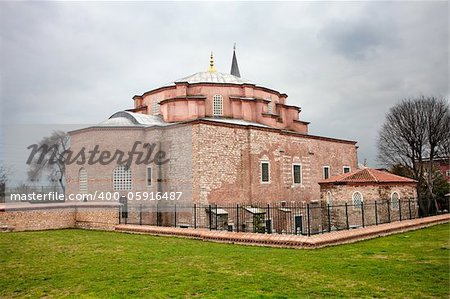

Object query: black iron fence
[119,198,449,236]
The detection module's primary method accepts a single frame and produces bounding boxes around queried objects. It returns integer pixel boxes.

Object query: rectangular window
[146,167,152,187]
[261,161,270,183]
[293,164,302,184]
[213,95,223,116]
[343,166,351,173]
[323,166,330,179]
[113,165,132,191]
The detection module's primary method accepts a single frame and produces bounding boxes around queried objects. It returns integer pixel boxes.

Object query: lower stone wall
[0,207,76,231]
[318,199,420,231]
[115,214,450,249]
[0,203,119,232]
[75,207,120,230]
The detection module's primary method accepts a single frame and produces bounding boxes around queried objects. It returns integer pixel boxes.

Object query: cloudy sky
[1,1,448,168]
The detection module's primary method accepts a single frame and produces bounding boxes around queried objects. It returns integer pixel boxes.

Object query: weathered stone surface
[0,204,119,232]
[67,122,357,207]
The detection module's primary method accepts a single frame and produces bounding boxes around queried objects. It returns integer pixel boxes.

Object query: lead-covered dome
[98,111,168,127]
[173,71,253,85]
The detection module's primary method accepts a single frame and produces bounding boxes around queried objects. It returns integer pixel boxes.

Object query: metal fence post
[194,204,197,229]
[307,204,311,236]
[118,205,121,224]
[208,205,212,231]
[139,204,142,225]
[399,199,402,221]
[174,204,177,227]
[124,203,128,225]
[408,198,412,220]
[327,204,331,232]
[361,202,365,228]
[375,200,378,225]
[156,204,159,226]
[215,205,218,230]
[345,203,349,230]
[236,204,239,232]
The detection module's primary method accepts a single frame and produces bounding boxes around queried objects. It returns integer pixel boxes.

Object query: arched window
[391,191,400,210]
[352,191,363,210]
[213,95,223,116]
[152,99,160,115]
[79,168,88,193]
[292,163,302,184]
[113,165,132,191]
[326,191,332,205]
[260,160,270,183]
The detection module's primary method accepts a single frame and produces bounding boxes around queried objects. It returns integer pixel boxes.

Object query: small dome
[98,117,135,126]
[98,111,168,127]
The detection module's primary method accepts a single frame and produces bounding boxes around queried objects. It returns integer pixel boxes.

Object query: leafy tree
[432,171,450,199]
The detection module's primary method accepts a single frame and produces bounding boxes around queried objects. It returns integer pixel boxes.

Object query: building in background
[420,157,450,183]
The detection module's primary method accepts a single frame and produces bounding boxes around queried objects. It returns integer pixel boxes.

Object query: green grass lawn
[0,224,449,298]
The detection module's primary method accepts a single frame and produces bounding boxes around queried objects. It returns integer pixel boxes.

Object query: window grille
[113,165,132,191]
[352,191,363,209]
[213,95,223,116]
[391,192,400,210]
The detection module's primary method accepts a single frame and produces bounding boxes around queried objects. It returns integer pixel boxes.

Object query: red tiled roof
[318,168,417,185]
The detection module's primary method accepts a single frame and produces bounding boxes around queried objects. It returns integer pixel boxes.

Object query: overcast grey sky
[1,1,448,167]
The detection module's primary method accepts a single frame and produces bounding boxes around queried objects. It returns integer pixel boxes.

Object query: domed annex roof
[98,116,135,126]
[98,111,168,127]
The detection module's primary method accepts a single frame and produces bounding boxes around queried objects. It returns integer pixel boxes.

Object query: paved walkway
[115,214,450,249]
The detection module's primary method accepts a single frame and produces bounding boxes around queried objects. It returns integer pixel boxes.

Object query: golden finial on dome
[208,51,216,73]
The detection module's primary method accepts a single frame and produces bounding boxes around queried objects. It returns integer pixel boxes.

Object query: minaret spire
[208,51,216,73]
[230,43,241,78]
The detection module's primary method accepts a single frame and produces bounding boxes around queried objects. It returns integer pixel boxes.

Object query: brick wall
[67,125,193,209]
[75,206,120,230]
[319,183,418,229]
[0,207,75,231]
[320,183,417,202]
[67,121,357,210]
[0,204,119,232]
[192,122,358,205]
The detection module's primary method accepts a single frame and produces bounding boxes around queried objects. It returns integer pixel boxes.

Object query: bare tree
[0,163,8,184]
[377,96,450,216]
[423,98,450,202]
[27,131,70,193]
[0,162,8,202]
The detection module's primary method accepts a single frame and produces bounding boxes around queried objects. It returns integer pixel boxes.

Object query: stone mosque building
[66,48,360,208]
[0,47,421,234]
